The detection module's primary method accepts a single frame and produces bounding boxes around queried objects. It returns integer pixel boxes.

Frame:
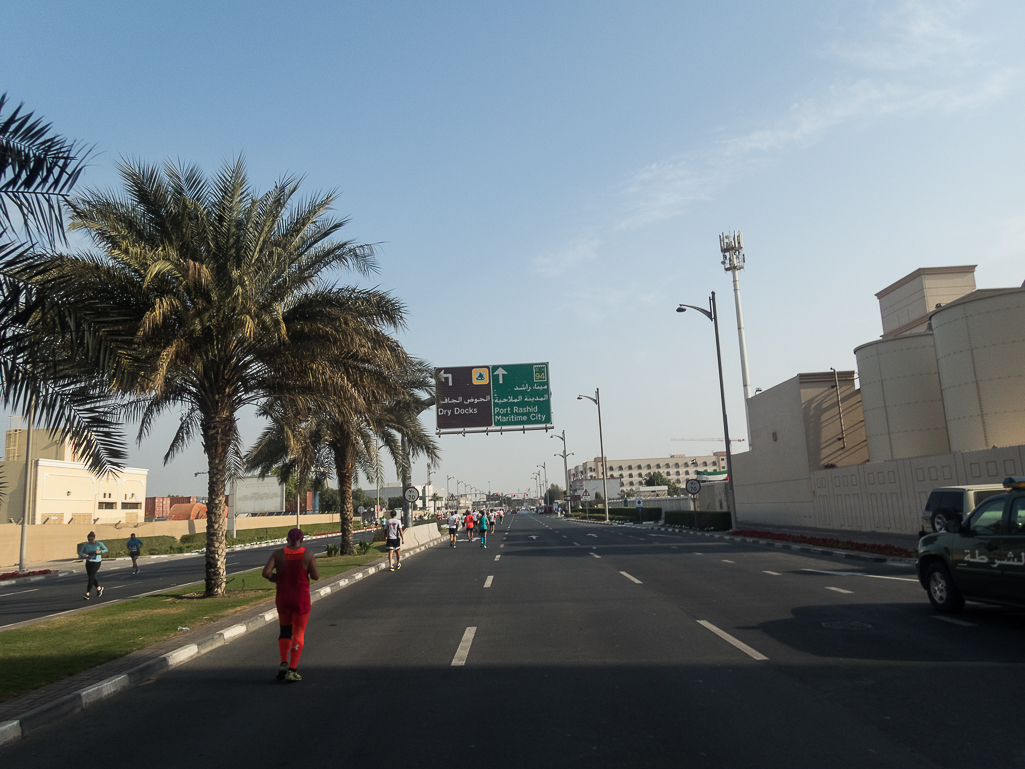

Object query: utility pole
[720,231,753,446]
[551,430,573,517]
[18,402,35,573]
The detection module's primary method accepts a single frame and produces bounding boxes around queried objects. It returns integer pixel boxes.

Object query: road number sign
[403,486,420,503]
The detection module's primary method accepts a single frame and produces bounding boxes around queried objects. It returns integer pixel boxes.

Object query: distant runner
[262,528,320,682]
[478,510,490,548]
[127,533,143,575]
[447,511,460,547]
[464,511,475,542]
[385,511,405,571]
[79,532,108,600]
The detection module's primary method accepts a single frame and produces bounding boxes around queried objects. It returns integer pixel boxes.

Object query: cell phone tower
[720,231,753,446]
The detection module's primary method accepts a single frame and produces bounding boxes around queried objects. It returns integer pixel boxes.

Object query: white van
[920,484,1007,533]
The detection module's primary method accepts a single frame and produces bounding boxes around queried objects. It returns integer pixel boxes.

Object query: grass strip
[0,544,387,704]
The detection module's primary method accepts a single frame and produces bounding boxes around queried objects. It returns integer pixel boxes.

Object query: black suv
[917,476,1025,613]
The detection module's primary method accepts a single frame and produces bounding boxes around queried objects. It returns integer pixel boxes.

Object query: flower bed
[0,569,54,582]
[729,530,916,559]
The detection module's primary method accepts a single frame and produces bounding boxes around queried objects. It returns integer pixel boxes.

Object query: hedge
[663,511,732,531]
[571,507,662,523]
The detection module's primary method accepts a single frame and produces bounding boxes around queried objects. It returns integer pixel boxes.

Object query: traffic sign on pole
[435,362,552,435]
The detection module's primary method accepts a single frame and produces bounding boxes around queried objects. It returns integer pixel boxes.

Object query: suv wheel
[930,511,949,532]
[926,562,965,613]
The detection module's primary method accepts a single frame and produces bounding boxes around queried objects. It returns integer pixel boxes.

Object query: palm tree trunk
[202,415,231,597]
[332,444,357,556]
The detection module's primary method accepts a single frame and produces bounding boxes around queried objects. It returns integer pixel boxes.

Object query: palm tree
[42,157,401,595]
[0,93,126,485]
[247,358,439,555]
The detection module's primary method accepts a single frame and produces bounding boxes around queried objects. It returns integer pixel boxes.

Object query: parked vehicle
[917,477,1025,612]
[920,483,1006,533]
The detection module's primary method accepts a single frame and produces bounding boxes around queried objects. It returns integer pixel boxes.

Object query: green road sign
[491,363,551,427]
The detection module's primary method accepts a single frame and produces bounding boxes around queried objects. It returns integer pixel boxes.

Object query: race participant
[127,533,143,574]
[262,528,320,682]
[478,510,490,548]
[385,511,405,570]
[447,510,460,547]
[79,532,108,600]
[465,510,475,542]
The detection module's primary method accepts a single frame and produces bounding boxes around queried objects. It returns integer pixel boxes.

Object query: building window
[628,473,633,478]
[674,463,679,468]
[98,502,117,510]
[646,464,651,470]
[122,502,142,510]
[656,464,661,469]
[703,462,708,466]
[675,471,680,476]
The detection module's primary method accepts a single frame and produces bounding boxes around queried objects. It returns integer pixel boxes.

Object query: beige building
[570,453,727,489]
[734,266,1025,535]
[0,426,148,525]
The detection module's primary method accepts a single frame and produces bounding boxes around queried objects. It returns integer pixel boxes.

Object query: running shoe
[389,567,395,571]
[397,563,402,570]
[276,662,289,680]
[284,670,302,683]
[83,594,90,600]
[97,586,104,597]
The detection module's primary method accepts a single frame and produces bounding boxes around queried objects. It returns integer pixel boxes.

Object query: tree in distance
[644,471,683,496]
[45,157,387,596]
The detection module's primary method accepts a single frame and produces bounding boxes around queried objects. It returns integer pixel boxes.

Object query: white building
[569,453,727,489]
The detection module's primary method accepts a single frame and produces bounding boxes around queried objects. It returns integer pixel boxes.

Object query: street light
[446,475,455,512]
[537,463,548,508]
[577,390,610,523]
[677,291,738,528]
[551,430,573,517]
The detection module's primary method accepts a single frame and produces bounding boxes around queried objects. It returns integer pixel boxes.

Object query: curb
[0,533,444,748]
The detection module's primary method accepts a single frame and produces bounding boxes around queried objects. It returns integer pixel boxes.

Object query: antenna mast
[720,231,753,445]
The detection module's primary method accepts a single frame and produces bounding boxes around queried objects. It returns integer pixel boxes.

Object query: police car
[917,476,1025,613]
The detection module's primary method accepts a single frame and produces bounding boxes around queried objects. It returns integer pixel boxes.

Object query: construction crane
[671,438,745,443]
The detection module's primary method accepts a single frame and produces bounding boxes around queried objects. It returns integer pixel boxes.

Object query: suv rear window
[972,489,1005,508]
[925,491,963,513]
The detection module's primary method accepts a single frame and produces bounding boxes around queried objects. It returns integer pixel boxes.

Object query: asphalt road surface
[0,529,374,629]
[4,513,1025,768]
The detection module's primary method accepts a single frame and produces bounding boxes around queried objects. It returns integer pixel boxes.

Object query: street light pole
[446,475,454,513]
[577,390,610,523]
[677,291,738,528]
[551,430,573,517]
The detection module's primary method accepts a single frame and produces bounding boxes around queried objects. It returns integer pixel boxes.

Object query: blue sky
[4,0,1024,499]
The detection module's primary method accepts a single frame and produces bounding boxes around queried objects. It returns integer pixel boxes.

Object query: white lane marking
[500,544,505,548]
[693,553,703,556]
[801,569,918,583]
[620,571,642,584]
[484,576,494,588]
[572,542,581,546]
[697,620,768,661]
[587,534,598,538]
[722,559,735,563]
[932,615,977,627]
[0,588,40,598]
[451,626,477,666]
[825,586,854,594]
[763,571,782,576]
[107,585,127,590]
[590,553,601,559]
[562,536,568,539]
[494,555,501,562]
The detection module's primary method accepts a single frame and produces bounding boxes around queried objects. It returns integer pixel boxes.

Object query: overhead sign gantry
[435,362,552,435]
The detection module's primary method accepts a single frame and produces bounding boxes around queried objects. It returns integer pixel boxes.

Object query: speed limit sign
[403,486,420,503]
[686,478,701,495]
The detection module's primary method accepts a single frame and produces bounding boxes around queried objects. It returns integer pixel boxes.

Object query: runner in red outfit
[262,528,320,682]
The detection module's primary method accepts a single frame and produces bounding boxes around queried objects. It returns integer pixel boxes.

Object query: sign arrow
[494,367,507,384]
[439,369,452,386]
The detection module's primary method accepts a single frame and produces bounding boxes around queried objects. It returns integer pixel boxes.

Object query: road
[4,513,1025,768]
[0,529,374,629]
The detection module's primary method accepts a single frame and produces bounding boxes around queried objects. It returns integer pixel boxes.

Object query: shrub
[357,541,372,555]
[324,544,340,557]
[663,511,732,531]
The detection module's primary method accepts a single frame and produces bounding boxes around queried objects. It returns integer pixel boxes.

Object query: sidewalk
[732,522,920,551]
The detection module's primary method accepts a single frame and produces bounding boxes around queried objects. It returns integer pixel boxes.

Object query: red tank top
[275,547,311,614]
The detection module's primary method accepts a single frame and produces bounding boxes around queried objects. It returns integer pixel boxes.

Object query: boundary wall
[736,444,1025,535]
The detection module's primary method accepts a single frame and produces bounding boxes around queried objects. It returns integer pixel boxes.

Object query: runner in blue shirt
[478,511,490,549]
[78,532,108,600]
[127,533,143,575]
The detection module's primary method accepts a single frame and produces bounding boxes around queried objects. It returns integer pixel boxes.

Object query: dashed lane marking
[825,586,854,595]
[572,542,581,546]
[590,553,601,559]
[722,559,735,563]
[932,615,976,627]
[484,576,494,588]
[0,588,39,598]
[494,555,501,562]
[697,620,768,661]
[620,571,642,584]
[763,571,782,576]
[451,626,477,666]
